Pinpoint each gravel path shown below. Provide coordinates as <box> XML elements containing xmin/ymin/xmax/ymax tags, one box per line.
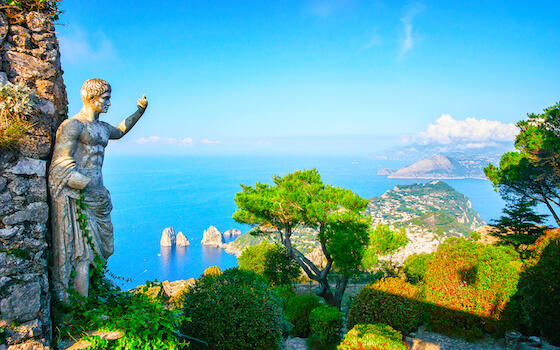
<box><xmin>284</xmin><ymin>337</ymin><xmax>308</xmax><ymax>350</ymax></box>
<box><xmin>408</xmin><ymin>326</ymin><xmax>507</xmax><ymax>350</ymax></box>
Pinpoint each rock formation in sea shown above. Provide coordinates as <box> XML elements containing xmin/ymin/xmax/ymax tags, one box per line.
<box><xmin>176</xmin><ymin>231</ymin><xmax>190</xmax><ymax>246</ymax></box>
<box><xmin>201</xmin><ymin>225</ymin><xmax>224</xmax><ymax>247</ymax></box>
<box><xmin>223</xmin><ymin>228</ymin><xmax>242</xmax><ymax>238</ymax></box>
<box><xmin>377</xmin><ymin>168</ymin><xmax>394</xmax><ymax>176</ymax></box>
<box><xmin>160</xmin><ymin>227</ymin><xmax>176</xmax><ymax>246</ymax></box>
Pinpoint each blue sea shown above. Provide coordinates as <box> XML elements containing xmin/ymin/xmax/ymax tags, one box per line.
<box><xmin>103</xmin><ymin>155</ymin><xmax>507</xmax><ymax>290</ymax></box>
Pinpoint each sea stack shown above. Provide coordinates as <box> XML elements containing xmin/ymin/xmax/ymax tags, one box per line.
<box><xmin>201</xmin><ymin>226</ymin><xmax>223</xmax><ymax>247</ymax></box>
<box><xmin>176</xmin><ymin>231</ymin><xmax>190</xmax><ymax>246</ymax></box>
<box><xmin>223</xmin><ymin>228</ymin><xmax>242</xmax><ymax>238</ymax></box>
<box><xmin>160</xmin><ymin>227</ymin><xmax>176</xmax><ymax>246</ymax></box>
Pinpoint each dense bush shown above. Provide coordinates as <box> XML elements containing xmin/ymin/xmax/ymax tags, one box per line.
<box><xmin>274</xmin><ymin>283</ymin><xmax>296</xmax><ymax>310</ymax></box>
<box><xmin>181</xmin><ymin>268</ymin><xmax>283</xmax><ymax>350</ymax></box>
<box><xmin>403</xmin><ymin>253</ymin><xmax>432</xmax><ymax>284</ymax></box>
<box><xmin>422</xmin><ymin>238</ymin><xmax>521</xmax><ymax>335</ymax></box>
<box><xmin>516</xmin><ymin>229</ymin><xmax>560</xmax><ymax>345</ymax></box>
<box><xmin>238</xmin><ymin>241</ymin><xmax>301</xmax><ymax>285</ymax></box>
<box><xmin>347</xmin><ymin>277</ymin><xmax>423</xmax><ymax>334</ymax></box>
<box><xmin>286</xmin><ymin>294</ymin><xmax>322</xmax><ymax>337</ymax></box>
<box><xmin>309</xmin><ymin>305</ymin><xmax>343</xmax><ymax>346</ymax></box>
<box><xmin>337</xmin><ymin>324</ymin><xmax>408</xmax><ymax>350</ymax></box>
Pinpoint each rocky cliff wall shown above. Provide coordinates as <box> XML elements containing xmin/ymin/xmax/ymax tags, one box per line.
<box><xmin>0</xmin><ymin>2</ymin><xmax>67</xmax><ymax>349</ymax></box>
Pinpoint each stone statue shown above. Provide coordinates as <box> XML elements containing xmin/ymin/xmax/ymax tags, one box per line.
<box><xmin>49</xmin><ymin>78</ymin><xmax>148</xmax><ymax>302</ymax></box>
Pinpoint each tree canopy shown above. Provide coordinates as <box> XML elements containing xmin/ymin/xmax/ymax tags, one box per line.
<box><xmin>485</xmin><ymin>102</ymin><xmax>560</xmax><ymax>226</ymax></box>
<box><xmin>233</xmin><ymin>169</ymin><xmax>370</xmax><ymax>308</ymax></box>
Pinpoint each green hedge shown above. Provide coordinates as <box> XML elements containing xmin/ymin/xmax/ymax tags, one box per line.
<box><xmin>309</xmin><ymin>305</ymin><xmax>343</xmax><ymax>346</ymax></box>
<box><xmin>516</xmin><ymin>229</ymin><xmax>560</xmax><ymax>345</ymax></box>
<box><xmin>181</xmin><ymin>268</ymin><xmax>283</xmax><ymax>350</ymax></box>
<box><xmin>286</xmin><ymin>294</ymin><xmax>322</xmax><ymax>337</ymax></box>
<box><xmin>347</xmin><ymin>277</ymin><xmax>423</xmax><ymax>334</ymax></box>
<box><xmin>422</xmin><ymin>238</ymin><xmax>521</xmax><ymax>334</ymax></box>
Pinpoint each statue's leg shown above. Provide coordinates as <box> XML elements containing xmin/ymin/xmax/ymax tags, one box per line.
<box><xmin>74</xmin><ymin>260</ymin><xmax>90</xmax><ymax>298</ymax></box>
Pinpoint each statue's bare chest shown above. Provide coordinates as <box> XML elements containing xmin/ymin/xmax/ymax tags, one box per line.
<box><xmin>79</xmin><ymin>121</ymin><xmax>109</xmax><ymax>148</ymax></box>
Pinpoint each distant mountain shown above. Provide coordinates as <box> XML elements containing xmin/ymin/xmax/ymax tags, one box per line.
<box><xmin>381</xmin><ymin>154</ymin><xmax>478</xmax><ymax>179</ymax></box>
<box><xmin>374</xmin><ymin>141</ymin><xmax>513</xmax><ymax>162</ymax></box>
<box><xmin>374</xmin><ymin>141</ymin><xmax>514</xmax><ymax>179</ymax></box>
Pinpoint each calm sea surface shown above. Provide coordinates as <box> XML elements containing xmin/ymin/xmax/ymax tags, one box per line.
<box><xmin>103</xmin><ymin>155</ymin><xmax>506</xmax><ymax>290</ymax></box>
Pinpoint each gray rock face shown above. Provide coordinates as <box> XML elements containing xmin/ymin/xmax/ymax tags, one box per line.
<box><xmin>6</xmin><ymin>158</ymin><xmax>46</xmax><ymax>176</ymax></box>
<box><xmin>160</xmin><ymin>227</ymin><xmax>176</xmax><ymax>246</ymax></box>
<box><xmin>201</xmin><ymin>226</ymin><xmax>223</xmax><ymax>247</ymax></box>
<box><xmin>0</xmin><ymin>6</ymin><xmax>67</xmax><ymax>347</ymax></box>
<box><xmin>0</xmin><ymin>283</ymin><xmax>41</xmax><ymax>323</ymax></box>
<box><xmin>176</xmin><ymin>231</ymin><xmax>189</xmax><ymax>246</ymax></box>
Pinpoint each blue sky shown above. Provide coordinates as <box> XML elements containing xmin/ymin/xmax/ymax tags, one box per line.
<box><xmin>57</xmin><ymin>0</ymin><xmax>560</xmax><ymax>156</ymax></box>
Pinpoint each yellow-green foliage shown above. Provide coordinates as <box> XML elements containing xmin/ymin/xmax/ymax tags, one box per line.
<box><xmin>338</xmin><ymin>324</ymin><xmax>408</xmax><ymax>350</ymax></box>
<box><xmin>204</xmin><ymin>266</ymin><xmax>222</xmax><ymax>276</ymax></box>
<box><xmin>0</xmin><ymin>82</ymin><xmax>35</xmax><ymax>150</ymax></box>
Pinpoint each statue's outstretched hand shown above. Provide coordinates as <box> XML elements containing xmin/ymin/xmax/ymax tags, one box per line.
<box><xmin>137</xmin><ymin>94</ymin><xmax>148</xmax><ymax>109</ymax></box>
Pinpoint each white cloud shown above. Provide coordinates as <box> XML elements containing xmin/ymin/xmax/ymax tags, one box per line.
<box><xmin>136</xmin><ymin>136</ymin><xmax>160</xmax><ymax>144</ymax></box>
<box><xmin>59</xmin><ymin>27</ymin><xmax>117</xmax><ymax>65</ymax></box>
<box><xmin>398</xmin><ymin>3</ymin><xmax>425</xmax><ymax>58</ymax></box>
<box><xmin>202</xmin><ymin>139</ymin><xmax>222</xmax><ymax>144</ymax></box>
<box><xmin>417</xmin><ymin>114</ymin><xmax>519</xmax><ymax>144</ymax></box>
<box><xmin>136</xmin><ymin>136</ymin><xmax>191</xmax><ymax>145</ymax></box>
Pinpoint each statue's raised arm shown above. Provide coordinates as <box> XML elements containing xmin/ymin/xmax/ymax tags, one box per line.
<box><xmin>49</xmin><ymin>78</ymin><xmax>148</xmax><ymax>303</ymax></box>
<box><xmin>111</xmin><ymin>94</ymin><xmax>149</xmax><ymax>139</ymax></box>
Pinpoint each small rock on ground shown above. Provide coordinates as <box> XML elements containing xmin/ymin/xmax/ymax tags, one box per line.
<box><xmin>284</xmin><ymin>337</ymin><xmax>308</xmax><ymax>350</ymax></box>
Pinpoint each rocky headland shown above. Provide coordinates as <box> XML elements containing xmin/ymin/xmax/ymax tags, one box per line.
<box><xmin>379</xmin><ymin>154</ymin><xmax>474</xmax><ymax>179</ymax></box>
<box><xmin>367</xmin><ymin>181</ymin><xmax>486</xmax><ymax>264</ymax></box>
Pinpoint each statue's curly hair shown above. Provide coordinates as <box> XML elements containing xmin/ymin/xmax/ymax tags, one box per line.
<box><xmin>80</xmin><ymin>79</ymin><xmax>111</xmax><ymax>103</ymax></box>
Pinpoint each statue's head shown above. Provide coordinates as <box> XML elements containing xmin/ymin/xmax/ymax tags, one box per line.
<box><xmin>81</xmin><ymin>79</ymin><xmax>112</xmax><ymax>113</ymax></box>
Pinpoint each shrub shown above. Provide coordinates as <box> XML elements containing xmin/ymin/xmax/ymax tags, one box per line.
<box><xmin>309</xmin><ymin>305</ymin><xmax>343</xmax><ymax>346</ymax></box>
<box><xmin>423</xmin><ymin>238</ymin><xmax>521</xmax><ymax>335</ymax></box>
<box><xmin>337</xmin><ymin>324</ymin><xmax>408</xmax><ymax>350</ymax></box>
<box><xmin>0</xmin><ymin>82</ymin><xmax>35</xmax><ymax>150</ymax></box>
<box><xmin>348</xmin><ymin>277</ymin><xmax>423</xmax><ymax>334</ymax></box>
<box><xmin>181</xmin><ymin>268</ymin><xmax>283</xmax><ymax>350</ymax></box>
<box><xmin>403</xmin><ymin>253</ymin><xmax>432</xmax><ymax>284</ymax></box>
<box><xmin>238</xmin><ymin>241</ymin><xmax>300</xmax><ymax>285</ymax></box>
<box><xmin>55</xmin><ymin>269</ymin><xmax>186</xmax><ymax>350</ymax></box>
<box><xmin>517</xmin><ymin>229</ymin><xmax>560</xmax><ymax>345</ymax></box>
<box><xmin>286</xmin><ymin>294</ymin><xmax>322</xmax><ymax>337</ymax></box>
<box><xmin>203</xmin><ymin>265</ymin><xmax>221</xmax><ymax>276</ymax></box>
<box><xmin>274</xmin><ymin>283</ymin><xmax>296</xmax><ymax>310</ymax></box>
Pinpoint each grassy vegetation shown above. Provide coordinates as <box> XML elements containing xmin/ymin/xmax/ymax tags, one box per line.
<box><xmin>0</xmin><ymin>82</ymin><xmax>35</xmax><ymax>150</ymax></box>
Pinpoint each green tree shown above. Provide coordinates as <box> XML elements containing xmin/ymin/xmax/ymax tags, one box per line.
<box><xmin>238</xmin><ymin>241</ymin><xmax>301</xmax><ymax>285</ymax></box>
<box><xmin>233</xmin><ymin>169</ymin><xmax>370</xmax><ymax>308</ymax></box>
<box><xmin>485</xmin><ymin>102</ymin><xmax>560</xmax><ymax>226</ymax></box>
<box><xmin>362</xmin><ymin>224</ymin><xmax>409</xmax><ymax>269</ymax></box>
<box><xmin>490</xmin><ymin>198</ymin><xmax>548</xmax><ymax>251</ymax></box>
